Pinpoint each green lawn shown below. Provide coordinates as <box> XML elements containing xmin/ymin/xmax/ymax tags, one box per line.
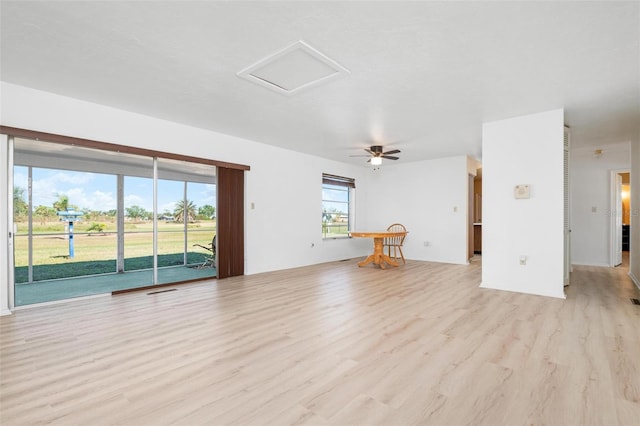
<box><xmin>14</xmin><ymin>219</ymin><xmax>216</xmax><ymax>282</ymax></box>
<box><xmin>14</xmin><ymin>252</ymin><xmax>212</xmax><ymax>282</ymax></box>
<box><xmin>323</xmin><ymin>222</ymin><xmax>349</xmax><ymax>237</ymax></box>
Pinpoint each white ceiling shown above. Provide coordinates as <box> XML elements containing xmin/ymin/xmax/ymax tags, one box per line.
<box><xmin>1</xmin><ymin>1</ymin><xmax>638</xmax><ymax>166</ymax></box>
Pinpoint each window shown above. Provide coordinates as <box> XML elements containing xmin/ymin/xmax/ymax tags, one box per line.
<box><xmin>322</xmin><ymin>174</ymin><xmax>355</xmax><ymax>238</ymax></box>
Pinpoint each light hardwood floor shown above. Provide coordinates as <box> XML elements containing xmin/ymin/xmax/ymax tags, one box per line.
<box><xmin>1</xmin><ymin>258</ymin><xmax>639</xmax><ymax>425</ymax></box>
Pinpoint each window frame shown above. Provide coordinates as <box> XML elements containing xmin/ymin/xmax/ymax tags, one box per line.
<box><xmin>322</xmin><ymin>173</ymin><xmax>355</xmax><ymax>239</ymax></box>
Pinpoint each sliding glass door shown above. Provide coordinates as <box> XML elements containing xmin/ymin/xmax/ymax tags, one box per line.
<box><xmin>156</xmin><ymin>158</ymin><xmax>217</xmax><ymax>283</ymax></box>
<box><xmin>11</xmin><ymin>138</ymin><xmax>217</xmax><ymax>306</ymax></box>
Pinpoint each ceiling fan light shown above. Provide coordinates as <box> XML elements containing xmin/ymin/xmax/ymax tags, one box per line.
<box><xmin>371</xmin><ymin>156</ymin><xmax>382</xmax><ymax>166</ymax></box>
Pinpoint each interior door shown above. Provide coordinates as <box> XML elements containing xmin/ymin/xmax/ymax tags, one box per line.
<box><xmin>614</xmin><ymin>173</ymin><xmax>623</xmax><ymax>266</ymax></box>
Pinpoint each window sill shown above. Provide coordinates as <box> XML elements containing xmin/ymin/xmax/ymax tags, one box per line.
<box><xmin>322</xmin><ymin>235</ymin><xmax>351</xmax><ymax>240</ymax></box>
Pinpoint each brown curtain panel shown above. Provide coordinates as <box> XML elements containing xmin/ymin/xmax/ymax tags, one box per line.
<box><xmin>217</xmin><ymin>167</ymin><xmax>245</xmax><ymax>278</ymax></box>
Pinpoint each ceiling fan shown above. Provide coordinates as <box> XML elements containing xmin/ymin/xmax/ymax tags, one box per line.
<box><xmin>351</xmin><ymin>145</ymin><xmax>401</xmax><ymax>165</ymax></box>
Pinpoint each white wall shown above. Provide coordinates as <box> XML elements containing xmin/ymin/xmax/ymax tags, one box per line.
<box><xmin>570</xmin><ymin>142</ymin><xmax>630</xmax><ymax>266</ymax></box>
<box><xmin>365</xmin><ymin>156</ymin><xmax>471</xmax><ymax>265</ymax></box>
<box><xmin>244</xmin><ymin>148</ymin><xmax>372</xmax><ymax>273</ymax></box>
<box><xmin>482</xmin><ymin>109</ymin><xmax>566</xmax><ymax>299</ymax></box>
<box><xmin>0</xmin><ymin>134</ymin><xmax>10</xmax><ymax>315</ymax></box>
<box><xmin>630</xmin><ymin>139</ymin><xmax>640</xmax><ymax>290</ymax></box>
<box><xmin>0</xmin><ymin>82</ymin><xmax>374</xmax><ymax>302</ymax></box>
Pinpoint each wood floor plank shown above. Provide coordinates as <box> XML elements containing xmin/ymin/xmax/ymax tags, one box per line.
<box><xmin>2</xmin><ymin>258</ymin><xmax>640</xmax><ymax>425</ymax></box>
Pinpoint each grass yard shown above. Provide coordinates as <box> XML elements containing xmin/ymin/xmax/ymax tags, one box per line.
<box><xmin>14</xmin><ymin>219</ymin><xmax>216</xmax><ymax>282</ymax></box>
<box><xmin>322</xmin><ymin>223</ymin><xmax>349</xmax><ymax>238</ymax></box>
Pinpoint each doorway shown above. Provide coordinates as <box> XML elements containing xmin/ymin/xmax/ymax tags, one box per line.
<box><xmin>610</xmin><ymin>170</ymin><xmax>631</xmax><ymax>268</ymax></box>
<box><xmin>470</xmin><ymin>168</ymin><xmax>482</xmax><ymax>256</ymax></box>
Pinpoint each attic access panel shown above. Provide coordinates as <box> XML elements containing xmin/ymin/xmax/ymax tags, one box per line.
<box><xmin>237</xmin><ymin>40</ymin><xmax>350</xmax><ymax>96</ymax></box>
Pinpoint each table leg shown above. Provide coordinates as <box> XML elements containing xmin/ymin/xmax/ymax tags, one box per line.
<box><xmin>358</xmin><ymin>237</ymin><xmax>400</xmax><ymax>268</ymax></box>
<box><xmin>381</xmin><ymin>253</ymin><xmax>399</xmax><ymax>267</ymax></box>
<box><xmin>358</xmin><ymin>254</ymin><xmax>375</xmax><ymax>267</ymax></box>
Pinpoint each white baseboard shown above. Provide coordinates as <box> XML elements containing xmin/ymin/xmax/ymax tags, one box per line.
<box><xmin>480</xmin><ymin>282</ymin><xmax>566</xmax><ymax>299</ymax></box>
<box><xmin>629</xmin><ymin>272</ymin><xmax>640</xmax><ymax>291</ymax></box>
<box><xmin>1</xmin><ymin>309</ymin><xmax>13</xmax><ymax>317</ymax></box>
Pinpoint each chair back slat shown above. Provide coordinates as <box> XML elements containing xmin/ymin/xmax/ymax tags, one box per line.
<box><xmin>384</xmin><ymin>223</ymin><xmax>407</xmax><ymax>245</ymax></box>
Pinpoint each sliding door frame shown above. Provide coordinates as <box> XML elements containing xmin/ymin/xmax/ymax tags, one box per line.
<box><xmin>1</xmin><ymin>126</ymin><xmax>249</xmax><ymax>301</ymax></box>
<box><xmin>7</xmin><ymin>136</ymin><xmax>16</xmax><ymax>311</ymax></box>
<box><xmin>0</xmin><ymin>126</ymin><xmax>248</xmax><ymax>171</ymax></box>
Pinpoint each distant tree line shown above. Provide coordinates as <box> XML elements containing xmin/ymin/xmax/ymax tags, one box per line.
<box><xmin>13</xmin><ymin>186</ymin><xmax>215</xmax><ymax>223</ymax></box>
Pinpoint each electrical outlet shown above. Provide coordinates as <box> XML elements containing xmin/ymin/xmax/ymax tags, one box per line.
<box><xmin>519</xmin><ymin>255</ymin><xmax>527</xmax><ymax>265</ymax></box>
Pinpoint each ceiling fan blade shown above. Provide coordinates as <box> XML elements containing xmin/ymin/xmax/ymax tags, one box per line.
<box><xmin>382</xmin><ymin>155</ymin><xmax>399</xmax><ymax>160</ymax></box>
<box><xmin>382</xmin><ymin>149</ymin><xmax>401</xmax><ymax>155</ymax></box>
<box><xmin>349</xmin><ymin>154</ymin><xmax>372</xmax><ymax>157</ymax></box>
<box><xmin>364</xmin><ymin>148</ymin><xmax>375</xmax><ymax>155</ymax></box>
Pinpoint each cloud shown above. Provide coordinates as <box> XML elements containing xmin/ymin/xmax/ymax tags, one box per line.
<box><xmin>202</xmin><ymin>184</ymin><xmax>217</xmax><ymax>202</ymax></box>
<box><xmin>77</xmin><ymin>190</ymin><xmax>117</xmax><ymax>211</ymax></box>
<box><xmin>13</xmin><ymin>171</ymin><xmax>28</xmax><ymax>189</ymax></box>
<box><xmin>31</xmin><ymin>177</ymin><xmax>60</xmax><ymax>207</ymax></box>
<box><xmin>124</xmin><ymin>194</ymin><xmax>148</xmax><ymax>209</ymax></box>
<box><xmin>188</xmin><ymin>183</ymin><xmax>216</xmax><ymax>207</ymax></box>
<box><xmin>50</xmin><ymin>171</ymin><xmax>96</xmax><ymax>185</ymax></box>
<box><xmin>25</xmin><ymin>170</ymin><xmax>115</xmax><ymax>211</ymax></box>
<box><xmin>14</xmin><ymin>167</ymin><xmax>214</xmax><ymax>214</ymax></box>
<box><xmin>160</xmin><ymin>201</ymin><xmax>177</xmax><ymax>213</ymax></box>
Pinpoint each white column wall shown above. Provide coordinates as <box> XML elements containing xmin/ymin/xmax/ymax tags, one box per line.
<box><xmin>481</xmin><ymin>109</ymin><xmax>566</xmax><ymax>299</ymax></box>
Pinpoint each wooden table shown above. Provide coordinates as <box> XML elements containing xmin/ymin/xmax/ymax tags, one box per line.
<box><xmin>350</xmin><ymin>231</ymin><xmax>407</xmax><ymax>269</ymax></box>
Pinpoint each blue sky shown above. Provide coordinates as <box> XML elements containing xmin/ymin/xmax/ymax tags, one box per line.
<box><xmin>14</xmin><ymin>166</ymin><xmax>216</xmax><ymax>213</ymax></box>
<box><xmin>322</xmin><ymin>184</ymin><xmax>349</xmax><ymax>213</ymax></box>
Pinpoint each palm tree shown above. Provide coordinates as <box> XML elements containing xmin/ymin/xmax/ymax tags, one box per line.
<box><xmin>174</xmin><ymin>200</ymin><xmax>197</xmax><ymax>223</ymax></box>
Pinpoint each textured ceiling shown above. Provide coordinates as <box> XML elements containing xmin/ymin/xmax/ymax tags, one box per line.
<box><xmin>1</xmin><ymin>1</ymin><xmax>638</xmax><ymax>165</ymax></box>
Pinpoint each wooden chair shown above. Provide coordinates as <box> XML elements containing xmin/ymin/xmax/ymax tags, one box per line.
<box><xmin>193</xmin><ymin>235</ymin><xmax>216</xmax><ymax>268</ymax></box>
<box><xmin>384</xmin><ymin>223</ymin><xmax>407</xmax><ymax>264</ymax></box>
